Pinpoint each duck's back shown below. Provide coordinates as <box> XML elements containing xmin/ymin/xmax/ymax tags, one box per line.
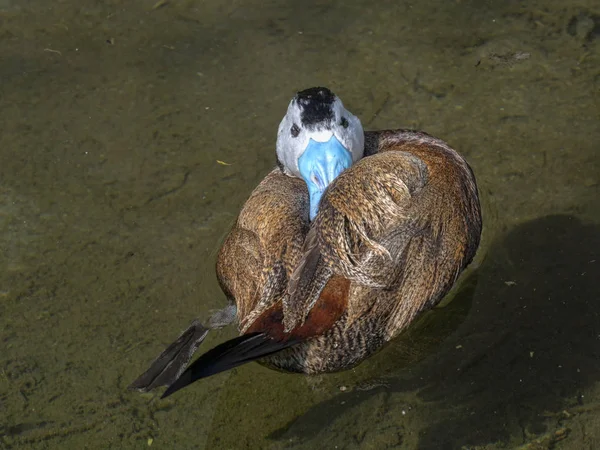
<box><xmin>216</xmin><ymin>129</ymin><xmax>482</xmax><ymax>374</ymax></box>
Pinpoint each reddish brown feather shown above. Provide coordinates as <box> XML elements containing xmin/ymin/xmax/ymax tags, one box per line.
<box><xmin>246</xmin><ymin>276</ymin><xmax>350</xmax><ymax>342</ymax></box>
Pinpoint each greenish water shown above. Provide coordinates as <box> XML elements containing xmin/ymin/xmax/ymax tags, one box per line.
<box><xmin>1</xmin><ymin>0</ymin><xmax>599</xmax><ymax>448</ymax></box>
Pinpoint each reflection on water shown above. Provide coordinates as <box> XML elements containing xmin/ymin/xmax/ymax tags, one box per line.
<box><xmin>0</xmin><ymin>0</ymin><xmax>598</xmax><ymax>448</ymax></box>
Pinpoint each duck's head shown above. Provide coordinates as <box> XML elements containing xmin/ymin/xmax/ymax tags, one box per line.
<box><xmin>276</xmin><ymin>87</ymin><xmax>364</xmax><ymax>221</ymax></box>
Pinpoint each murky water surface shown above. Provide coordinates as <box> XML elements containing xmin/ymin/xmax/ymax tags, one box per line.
<box><xmin>1</xmin><ymin>0</ymin><xmax>599</xmax><ymax>448</ymax></box>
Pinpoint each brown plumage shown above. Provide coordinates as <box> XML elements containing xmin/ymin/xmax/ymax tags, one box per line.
<box><xmin>216</xmin><ymin>129</ymin><xmax>481</xmax><ymax>375</ymax></box>
<box><xmin>129</xmin><ymin>89</ymin><xmax>481</xmax><ymax>398</ymax></box>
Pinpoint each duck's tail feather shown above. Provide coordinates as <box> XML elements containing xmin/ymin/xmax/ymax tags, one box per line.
<box><xmin>161</xmin><ymin>333</ymin><xmax>298</xmax><ymax>398</ymax></box>
<box><xmin>129</xmin><ymin>319</ymin><xmax>209</xmax><ymax>393</ymax></box>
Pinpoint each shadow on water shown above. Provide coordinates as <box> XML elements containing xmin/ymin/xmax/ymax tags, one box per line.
<box><xmin>270</xmin><ymin>214</ymin><xmax>600</xmax><ymax>449</ymax></box>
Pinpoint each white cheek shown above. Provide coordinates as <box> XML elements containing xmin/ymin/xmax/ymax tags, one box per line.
<box><xmin>278</xmin><ymin>130</ymin><xmax>310</xmax><ymax>177</ymax></box>
<box><xmin>334</xmin><ymin>118</ymin><xmax>364</xmax><ymax>162</ymax></box>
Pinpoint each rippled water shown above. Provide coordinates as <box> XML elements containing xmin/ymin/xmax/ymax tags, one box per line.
<box><xmin>1</xmin><ymin>0</ymin><xmax>598</xmax><ymax>448</ymax></box>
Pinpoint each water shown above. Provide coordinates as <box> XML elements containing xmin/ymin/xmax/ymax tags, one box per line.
<box><xmin>1</xmin><ymin>0</ymin><xmax>598</xmax><ymax>448</ymax></box>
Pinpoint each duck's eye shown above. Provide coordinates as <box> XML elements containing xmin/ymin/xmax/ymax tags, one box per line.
<box><xmin>340</xmin><ymin>117</ymin><xmax>349</xmax><ymax>128</ymax></box>
<box><xmin>290</xmin><ymin>123</ymin><xmax>300</xmax><ymax>138</ymax></box>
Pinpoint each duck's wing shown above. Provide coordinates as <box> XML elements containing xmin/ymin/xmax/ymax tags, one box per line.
<box><xmin>216</xmin><ymin>168</ymin><xmax>351</xmax><ymax>338</ymax></box>
<box><xmin>131</xmin><ymin>171</ymin><xmax>310</xmax><ymax>394</ymax></box>
<box><xmin>285</xmin><ymin>130</ymin><xmax>481</xmax><ymax>332</ymax></box>
<box><xmin>160</xmin><ymin>169</ymin><xmax>351</xmax><ymax>397</ymax></box>
<box><xmin>283</xmin><ymin>225</ymin><xmax>333</xmax><ymax>331</ymax></box>
<box><xmin>216</xmin><ymin>169</ymin><xmax>311</xmax><ymax>332</ymax></box>
<box><xmin>281</xmin><ymin>150</ymin><xmax>424</xmax><ymax>331</ymax></box>
<box><xmin>318</xmin><ymin>149</ymin><xmax>429</xmax><ymax>284</ymax></box>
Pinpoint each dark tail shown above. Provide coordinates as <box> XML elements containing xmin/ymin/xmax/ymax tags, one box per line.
<box><xmin>129</xmin><ymin>320</ymin><xmax>209</xmax><ymax>393</ymax></box>
<box><xmin>161</xmin><ymin>333</ymin><xmax>297</xmax><ymax>398</ymax></box>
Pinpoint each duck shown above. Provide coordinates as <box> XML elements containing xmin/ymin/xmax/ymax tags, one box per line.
<box><xmin>129</xmin><ymin>87</ymin><xmax>482</xmax><ymax>398</ymax></box>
